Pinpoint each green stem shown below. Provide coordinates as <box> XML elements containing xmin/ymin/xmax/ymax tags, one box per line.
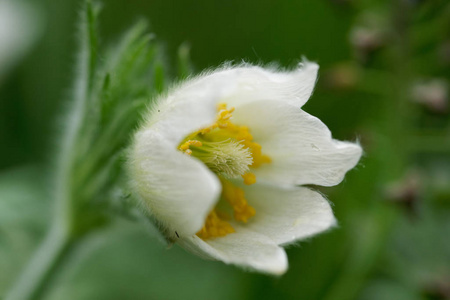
<box><xmin>5</xmin><ymin>226</ymin><xmax>73</xmax><ymax>300</ymax></box>
<box><xmin>6</xmin><ymin>3</ymin><xmax>97</xmax><ymax>298</ymax></box>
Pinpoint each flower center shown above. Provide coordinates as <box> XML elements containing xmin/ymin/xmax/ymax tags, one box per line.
<box><xmin>178</xmin><ymin>103</ymin><xmax>271</xmax><ymax>239</ymax></box>
<box><xmin>182</xmin><ymin>139</ymin><xmax>253</xmax><ymax>178</ymax></box>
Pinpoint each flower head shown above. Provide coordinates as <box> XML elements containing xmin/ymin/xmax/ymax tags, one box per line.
<box><xmin>129</xmin><ymin>61</ymin><xmax>362</xmax><ymax>275</ymax></box>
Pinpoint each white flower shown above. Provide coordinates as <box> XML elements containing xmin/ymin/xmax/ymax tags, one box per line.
<box><xmin>129</xmin><ymin>61</ymin><xmax>362</xmax><ymax>275</ymax></box>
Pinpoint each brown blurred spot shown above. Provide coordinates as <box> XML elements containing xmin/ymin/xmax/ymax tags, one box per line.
<box><xmin>384</xmin><ymin>170</ymin><xmax>421</xmax><ymax>219</ymax></box>
<box><xmin>411</xmin><ymin>79</ymin><xmax>449</xmax><ymax>114</ymax></box>
<box><xmin>323</xmin><ymin>63</ymin><xmax>361</xmax><ymax>91</ymax></box>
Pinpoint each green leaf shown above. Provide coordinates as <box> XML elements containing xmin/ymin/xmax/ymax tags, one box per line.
<box><xmin>44</xmin><ymin>219</ymin><xmax>251</xmax><ymax>300</ymax></box>
<box><xmin>55</xmin><ymin>4</ymin><xmax>169</xmax><ymax>235</ymax></box>
<box><xmin>0</xmin><ymin>166</ymin><xmax>50</xmax><ymax>296</ymax></box>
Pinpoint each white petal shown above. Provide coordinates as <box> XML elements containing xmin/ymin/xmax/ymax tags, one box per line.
<box><xmin>178</xmin><ymin>228</ymin><xmax>288</xmax><ymax>275</ymax></box>
<box><xmin>144</xmin><ymin>61</ymin><xmax>318</xmax><ymax>148</ymax></box>
<box><xmin>130</xmin><ymin>130</ymin><xmax>221</xmax><ymax>236</ymax></box>
<box><xmin>144</xmin><ymin>71</ymin><xmax>239</xmax><ymax>147</ymax></box>
<box><xmin>232</xmin><ymin>100</ymin><xmax>362</xmax><ymax>187</ymax></box>
<box><xmin>241</xmin><ymin>183</ymin><xmax>336</xmax><ymax>245</ymax></box>
<box><xmin>224</xmin><ymin>60</ymin><xmax>319</xmax><ymax>109</ymax></box>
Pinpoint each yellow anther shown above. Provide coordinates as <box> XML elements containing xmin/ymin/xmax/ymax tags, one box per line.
<box><xmin>242</xmin><ymin>173</ymin><xmax>256</xmax><ymax>185</ymax></box>
<box><xmin>236</xmin><ymin>132</ymin><xmax>252</xmax><ymax>141</ymax></box>
<box><xmin>261</xmin><ymin>155</ymin><xmax>272</xmax><ymax>164</ymax></box>
<box><xmin>201</xmin><ymin>123</ymin><xmax>218</xmax><ymax>134</ymax></box>
<box><xmin>219</xmin><ymin>110</ymin><xmax>230</xmax><ymax>119</ymax></box>
<box><xmin>223</xmin><ymin>121</ymin><xmax>237</xmax><ymax>131</ymax></box>
<box><xmin>196</xmin><ymin>210</ymin><xmax>235</xmax><ymax>240</ymax></box>
<box><xmin>179</xmin><ymin>140</ymin><xmax>203</xmax><ymax>151</ymax></box>
<box><xmin>180</xmin><ymin>143</ymin><xmax>189</xmax><ymax>151</ymax></box>
<box><xmin>234</xmin><ymin>205</ymin><xmax>256</xmax><ymax>223</ymax></box>
<box><xmin>222</xmin><ymin>180</ymin><xmax>256</xmax><ymax>224</ymax></box>
<box><xmin>217</xmin><ymin>103</ymin><xmax>236</xmax><ymax>123</ymax></box>
<box><xmin>190</xmin><ymin>140</ymin><xmax>202</xmax><ymax>147</ymax></box>
<box><xmin>217</xmin><ymin>103</ymin><xmax>227</xmax><ymax>111</ymax></box>
<box><xmin>184</xmin><ymin>149</ymin><xmax>192</xmax><ymax>155</ymax></box>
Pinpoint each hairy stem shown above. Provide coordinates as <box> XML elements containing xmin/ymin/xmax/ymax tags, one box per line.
<box><xmin>6</xmin><ymin>2</ymin><xmax>99</xmax><ymax>299</ymax></box>
<box><xmin>5</xmin><ymin>227</ymin><xmax>73</xmax><ymax>300</ymax></box>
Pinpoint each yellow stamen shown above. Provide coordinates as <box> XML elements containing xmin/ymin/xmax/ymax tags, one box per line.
<box><xmin>222</xmin><ymin>180</ymin><xmax>256</xmax><ymax>223</ymax></box>
<box><xmin>200</xmin><ymin>123</ymin><xmax>218</xmax><ymax>134</ymax></box>
<box><xmin>242</xmin><ymin>173</ymin><xmax>256</xmax><ymax>185</ymax></box>
<box><xmin>179</xmin><ymin>103</ymin><xmax>271</xmax><ymax>240</ymax></box>
<box><xmin>217</xmin><ymin>103</ymin><xmax>227</xmax><ymax>111</ymax></box>
<box><xmin>179</xmin><ymin>140</ymin><xmax>203</xmax><ymax>150</ymax></box>
<box><xmin>196</xmin><ymin>210</ymin><xmax>235</xmax><ymax>240</ymax></box>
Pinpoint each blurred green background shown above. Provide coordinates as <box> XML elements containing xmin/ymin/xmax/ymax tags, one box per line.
<box><xmin>1</xmin><ymin>0</ymin><xmax>449</xmax><ymax>299</ymax></box>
